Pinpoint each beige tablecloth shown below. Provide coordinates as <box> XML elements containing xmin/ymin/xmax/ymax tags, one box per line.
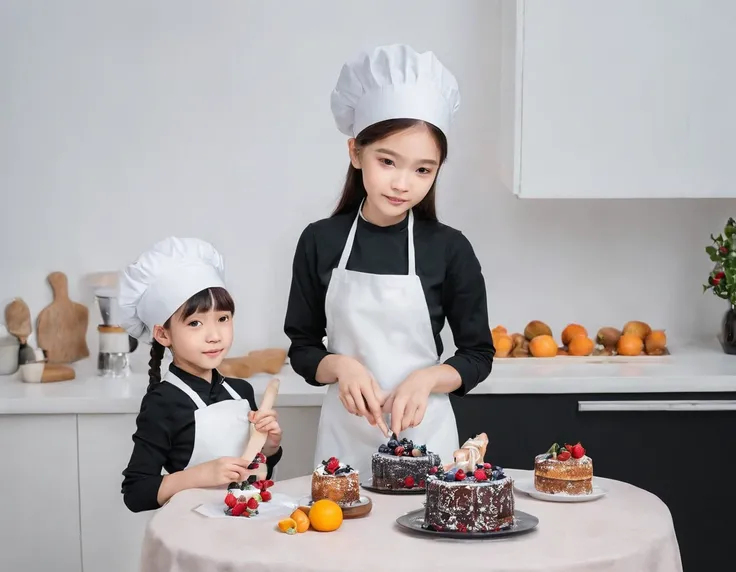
<box><xmin>140</xmin><ymin>469</ymin><xmax>682</xmax><ymax>572</ymax></box>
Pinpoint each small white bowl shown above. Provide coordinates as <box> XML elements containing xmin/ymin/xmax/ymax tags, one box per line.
<box><xmin>20</xmin><ymin>362</ymin><xmax>45</xmax><ymax>383</ymax></box>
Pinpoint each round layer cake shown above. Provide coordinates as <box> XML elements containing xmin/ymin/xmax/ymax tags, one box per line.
<box><xmin>371</xmin><ymin>437</ymin><xmax>441</xmax><ymax>490</ymax></box>
<box><xmin>424</xmin><ymin>464</ymin><xmax>515</xmax><ymax>532</ymax></box>
<box><xmin>534</xmin><ymin>442</ymin><xmax>593</xmax><ymax>495</ymax></box>
<box><xmin>311</xmin><ymin>457</ymin><xmax>360</xmax><ymax>506</ymax></box>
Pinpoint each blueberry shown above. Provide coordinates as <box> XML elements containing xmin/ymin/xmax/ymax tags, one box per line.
<box><xmin>444</xmin><ymin>472</ymin><xmax>456</xmax><ymax>482</ymax></box>
<box><xmin>388</xmin><ymin>439</ymin><xmax>399</xmax><ymax>449</ymax></box>
<box><xmin>378</xmin><ymin>444</ymin><xmax>390</xmax><ymax>454</ymax></box>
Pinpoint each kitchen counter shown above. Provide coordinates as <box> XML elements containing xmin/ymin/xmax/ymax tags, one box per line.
<box><xmin>1</xmin><ymin>338</ymin><xmax>735</xmax><ymax>415</ymax></box>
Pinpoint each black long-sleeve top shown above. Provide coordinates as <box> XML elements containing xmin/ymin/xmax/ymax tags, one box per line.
<box><xmin>121</xmin><ymin>363</ymin><xmax>283</xmax><ymax>513</ymax></box>
<box><xmin>284</xmin><ymin>210</ymin><xmax>495</xmax><ymax>396</ymax></box>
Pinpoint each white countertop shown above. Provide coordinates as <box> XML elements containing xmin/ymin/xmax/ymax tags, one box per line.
<box><xmin>1</xmin><ymin>338</ymin><xmax>735</xmax><ymax>414</ymax></box>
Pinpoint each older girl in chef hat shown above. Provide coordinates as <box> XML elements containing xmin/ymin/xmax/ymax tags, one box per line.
<box><xmin>285</xmin><ymin>45</ymin><xmax>494</xmax><ymax>477</ymax></box>
<box><xmin>118</xmin><ymin>237</ymin><xmax>283</xmax><ymax>513</ymax></box>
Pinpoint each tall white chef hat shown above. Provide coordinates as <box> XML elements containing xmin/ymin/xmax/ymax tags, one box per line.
<box><xmin>118</xmin><ymin>237</ymin><xmax>226</xmax><ymax>341</ymax></box>
<box><xmin>330</xmin><ymin>44</ymin><xmax>460</xmax><ymax>138</ymax></box>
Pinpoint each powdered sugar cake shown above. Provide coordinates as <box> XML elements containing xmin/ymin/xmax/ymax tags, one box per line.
<box><xmin>423</xmin><ymin>433</ymin><xmax>515</xmax><ymax>532</ymax></box>
<box><xmin>534</xmin><ymin>442</ymin><xmax>593</xmax><ymax>495</ymax></box>
<box><xmin>311</xmin><ymin>457</ymin><xmax>360</xmax><ymax>506</ymax></box>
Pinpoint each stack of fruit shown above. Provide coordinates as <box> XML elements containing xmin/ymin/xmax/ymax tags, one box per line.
<box><xmin>491</xmin><ymin>320</ymin><xmax>668</xmax><ymax>358</ymax></box>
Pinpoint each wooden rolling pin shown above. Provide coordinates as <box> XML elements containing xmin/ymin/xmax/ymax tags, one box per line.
<box><xmin>241</xmin><ymin>377</ymin><xmax>280</xmax><ymax>464</ymax></box>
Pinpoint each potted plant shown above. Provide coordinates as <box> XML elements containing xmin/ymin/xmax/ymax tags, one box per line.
<box><xmin>704</xmin><ymin>217</ymin><xmax>736</xmax><ymax>354</ymax></box>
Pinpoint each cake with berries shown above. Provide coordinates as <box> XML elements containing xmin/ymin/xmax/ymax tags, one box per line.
<box><xmin>311</xmin><ymin>457</ymin><xmax>361</xmax><ymax>506</ymax></box>
<box><xmin>534</xmin><ymin>442</ymin><xmax>593</xmax><ymax>495</ymax></box>
<box><xmin>371</xmin><ymin>436</ymin><xmax>442</xmax><ymax>490</ymax></box>
<box><xmin>424</xmin><ymin>433</ymin><xmax>515</xmax><ymax>532</ymax></box>
<box><xmin>223</xmin><ymin>477</ymin><xmax>275</xmax><ymax>517</ymax></box>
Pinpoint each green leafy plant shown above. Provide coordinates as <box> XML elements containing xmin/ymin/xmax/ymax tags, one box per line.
<box><xmin>704</xmin><ymin>217</ymin><xmax>736</xmax><ymax>306</ymax></box>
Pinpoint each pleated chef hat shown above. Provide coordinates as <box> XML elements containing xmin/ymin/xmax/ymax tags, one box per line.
<box><xmin>330</xmin><ymin>44</ymin><xmax>460</xmax><ymax>138</ymax></box>
<box><xmin>118</xmin><ymin>237</ymin><xmax>226</xmax><ymax>341</ymax></box>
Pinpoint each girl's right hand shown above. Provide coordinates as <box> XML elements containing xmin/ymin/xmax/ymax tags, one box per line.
<box><xmin>191</xmin><ymin>457</ymin><xmax>252</xmax><ymax>488</ymax></box>
<box><xmin>334</xmin><ymin>356</ymin><xmax>389</xmax><ymax>437</ymax></box>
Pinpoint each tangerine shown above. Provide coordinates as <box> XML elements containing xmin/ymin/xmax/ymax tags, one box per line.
<box><xmin>561</xmin><ymin>324</ymin><xmax>588</xmax><ymax>346</ymax></box>
<box><xmin>277</xmin><ymin>517</ymin><xmax>298</xmax><ymax>535</ymax></box>
<box><xmin>568</xmin><ymin>336</ymin><xmax>595</xmax><ymax>356</ymax></box>
<box><xmin>289</xmin><ymin>509</ymin><xmax>310</xmax><ymax>533</ymax></box>
<box><xmin>308</xmin><ymin>499</ymin><xmax>343</xmax><ymax>532</ymax></box>
<box><xmin>645</xmin><ymin>330</ymin><xmax>667</xmax><ymax>355</ymax></box>
<box><xmin>494</xmin><ymin>333</ymin><xmax>513</xmax><ymax>358</ymax></box>
<box><xmin>529</xmin><ymin>334</ymin><xmax>557</xmax><ymax>358</ymax></box>
<box><xmin>617</xmin><ymin>334</ymin><xmax>644</xmax><ymax>356</ymax></box>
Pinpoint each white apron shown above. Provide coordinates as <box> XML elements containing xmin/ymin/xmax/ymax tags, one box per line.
<box><xmin>314</xmin><ymin>204</ymin><xmax>459</xmax><ymax>477</ymax></box>
<box><xmin>163</xmin><ymin>370</ymin><xmax>252</xmax><ymax>469</ymax></box>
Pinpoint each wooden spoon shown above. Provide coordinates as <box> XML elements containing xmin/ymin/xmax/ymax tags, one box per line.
<box><xmin>241</xmin><ymin>377</ymin><xmax>280</xmax><ymax>463</ymax></box>
<box><xmin>5</xmin><ymin>298</ymin><xmax>31</xmax><ymax>344</ymax></box>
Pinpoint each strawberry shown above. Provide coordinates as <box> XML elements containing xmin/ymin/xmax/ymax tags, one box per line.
<box><xmin>248</xmin><ymin>462</ymin><xmax>260</xmax><ymax>470</ymax></box>
<box><xmin>720</xmin><ymin>247</ymin><xmax>729</xmax><ymax>255</ymax></box>
<box><xmin>455</xmin><ymin>469</ymin><xmax>466</xmax><ymax>481</ymax></box>
<box><xmin>255</xmin><ymin>452</ymin><xmax>267</xmax><ymax>464</ymax></box>
<box><xmin>473</xmin><ymin>469</ymin><xmax>488</xmax><ymax>481</ymax></box>
<box><xmin>570</xmin><ymin>443</ymin><xmax>586</xmax><ymax>459</ymax></box>
<box><xmin>224</xmin><ymin>493</ymin><xmax>237</xmax><ymax>508</ymax></box>
<box><xmin>429</xmin><ymin>466</ymin><xmax>438</xmax><ymax>475</ymax></box>
<box><xmin>419</xmin><ymin>480</ymin><xmax>425</xmax><ymax>488</ymax></box>
<box><xmin>483</xmin><ymin>463</ymin><xmax>492</xmax><ymax>469</ymax></box>
<box><xmin>404</xmin><ymin>476</ymin><xmax>415</xmax><ymax>488</ymax></box>
<box><xmin>231</xmin><ymin>502</ymin><xmax>247</xmax><ymax>517</ymax></box>
<box><xmin>557</xmin><ymin>451</ymin><xmax>571</xmax><ymax>461</ymax></box>
<box><xmin>260</xmin><ymin>490</ymin><xmax>272</xmax><ymax>502</ymax></box>
<box><xmin>394</xmin><ymin>446</ymin><xmax>405</xmax><ymax>456</ymax></box>
<box><xmin>457</xmin><ymin>523</ymin><xmax>468</xmax><ymax>532</ymax></box>
<box><xmin>246</xmin><ymin>497</ymin><xmax>259</xmax><ymax>510</ymax></box>
<box><xmin>326</xmin><ymin>458</ymin><xmax>340</xmax><ymax>474</ymax></box>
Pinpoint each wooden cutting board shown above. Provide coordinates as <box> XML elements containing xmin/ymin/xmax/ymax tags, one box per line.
<box><xmin>36</xmin><ymin>272</ymin><xmax>90</xmax><ymax>364</ymax></box>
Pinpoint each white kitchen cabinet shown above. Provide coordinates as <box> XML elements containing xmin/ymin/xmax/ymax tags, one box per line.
<box><xmin>0</xmin><ymin>415</ymin><xmax>81</xmax><ymax>572</ymax></box>
<box><xmin>77</xmin><ymin>414</ymin><xmax>152</xmax><ymax>572</ymax></box>
<box><xmin>495</xmin><ymin>0</ymin><xmax>736</xmax><ymax>198</ymax></box>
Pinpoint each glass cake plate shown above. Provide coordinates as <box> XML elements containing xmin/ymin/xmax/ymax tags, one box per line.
<box><xmin>361</xmin><ymin>477</ymin><xmax>427</xmax><ymax>495</ymax></box>
<box><xmin>396</xmin><ymin>508</ymin><xmax>539</xmax><ymax>539</ymax></box>
<box><xmin>514</xmin><ymin>477</ymin><xmax>607</xmax><ymax>503</ymax></box>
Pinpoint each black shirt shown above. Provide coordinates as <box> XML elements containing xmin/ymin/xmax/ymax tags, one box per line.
<box><xmin>284</xmin><ymin>210</ymin><xmax>495</xmax><ymax>396</ymax></box>
<box><xmin>121</xmin><ymin>364</ymin><xmax>283</xmax><ymax>513</ymax></box>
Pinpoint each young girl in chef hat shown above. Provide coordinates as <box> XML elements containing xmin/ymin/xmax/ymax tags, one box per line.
<box><xmin>285</xmin><ymin>45</ymin><xmax>494</xmax><ymax>477</ymax></box>
<box><xmin>118</xmin><ymin>237</ymin><xmax>283</xmax><ymax>513</ymax></box>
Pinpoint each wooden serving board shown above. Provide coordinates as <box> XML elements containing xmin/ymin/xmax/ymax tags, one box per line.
<box><xmin>36</xmin><ymin>272</ymin><xmax>90</xmax><ymax>364</ymax></box>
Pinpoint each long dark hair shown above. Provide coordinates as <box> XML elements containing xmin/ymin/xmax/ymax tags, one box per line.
<box><xmin>147</xmin><ymin>286</ymin><xmax>235</xmax><ymax>393</ymax></box>
<box><xmin>332</xmin><ymin>119</ymin><xmax>448</xmax><ymax>221</ymax></box>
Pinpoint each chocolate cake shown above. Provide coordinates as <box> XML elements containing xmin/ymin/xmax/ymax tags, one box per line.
<box><xmin>534</xmin><ymin>442</ymin><xmax>593</xmax><ymax>495</ymax></box>
<box><xmin>311</xmin><ymin>457</ymin><xmax>360</xmax><ymax>506</ymax></box>
<box><xmin>371</xmin><ymin>436</ymin><xmax>441</xmax><ymax>489</ymax></box>
<box><xmin>423</xmin><ymin>433</ymin><xmax>515</xmax><ymax>532</ymax></box>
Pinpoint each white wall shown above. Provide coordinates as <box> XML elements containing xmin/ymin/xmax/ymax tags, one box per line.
<box><xmin>1</xmin><ymin>0</ymin><xmax>733</xmax><ymax>360</ymax></box>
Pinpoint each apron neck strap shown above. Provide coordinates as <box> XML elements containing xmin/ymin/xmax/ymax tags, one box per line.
<box><xmin>163</xmin><ymin>370</ymin><xmax>207</xmax><ymax>409</ymax></box>
<box><xmin>220</xmin><ymin>381</ymin><xmax>242</xmax><ymax>401</ymax></box>
<box><xmin>337</xmin><ymin>198</ymin><xmax>416</xmax><ymax>276</ymax></box>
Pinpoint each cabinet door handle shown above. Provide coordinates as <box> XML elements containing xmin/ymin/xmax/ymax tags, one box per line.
<box><xmin>578</xmin><ymin>400</ymin><xmax>736</xmax><ymax>412</ymax></box>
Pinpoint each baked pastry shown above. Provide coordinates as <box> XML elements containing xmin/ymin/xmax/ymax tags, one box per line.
<box><xmin>534</xmin><ymin>442</ymin><xmax>593</xmax><ymax>495</ymax></box>
<box><xmin>371</xmin><ymin>436</ymin><xmax>441</xmax><ymax>489</ymax></box>
<box><xmin>311</xmin><ymin>456</ymin><xmax>360</xmax><ymax>506</ymax></box>
<box><xmin>424</xmin><ymin>433</ymin><xmax>515</xmax><ymax>532</ymax></box>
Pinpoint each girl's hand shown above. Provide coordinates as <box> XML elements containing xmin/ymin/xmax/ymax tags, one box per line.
<box><xmin>190</xmin><ymin>456</ymin><xmax>252</xmax><ymax>488</ymax></box>
<box><xmin>249</xmin><ymin>409</ymin><xmax>282</xmax><ymax>456</ymax></box>
<box><xmin>334</xmin><ymin>356</ymin><xmax>389</xmax><ymax>437</ymax></box>
<box><xmin>382</xmin><ymin>368</ymin><xmax>434</xmax><ymax>436</ymax></box>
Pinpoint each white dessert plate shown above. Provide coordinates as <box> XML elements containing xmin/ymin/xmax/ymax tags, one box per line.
<box><xmin>514</xmin><ymin>478</ymin><xmax>607</xmax><ymax>503</ymax></box>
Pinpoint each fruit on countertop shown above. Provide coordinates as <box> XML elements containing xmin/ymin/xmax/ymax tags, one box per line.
<box><xmin>290</xmin><ymin>509</ymin><xmax>311</xmax><ymax>533</ymax></box>
<box><xmin>491</xmin><ymin>327</ymin><xmax>513</xmax><ymax>357</ymax></box>
<box><xmin>278</xmin><ymin>518</ymin><xmax>298</xmax><ymax>535</ymax></box>
<box><xmin>557</xmin><ymin>347</ymin><xmax>568</xmax><ymax>356</ymax></box>
<box><xmin>524</xmin><ymin>320</ymin><xmax>553</xmax><ymax>340</ymax></box>
<box><xmin>596</xmin><ymin>327</ymin><xmax>622</xmax><ymax>349</ymax></box>
<box><xmin>561</xmin><ymin>323</ymin><xmax>588</xmax><ymax>346</ymax></box>
<box><xmin>622</xmin><ymin>321</ymin><xmax>652</xmax><ymax>340</ymax></box>
<box><xmin>308</xmin><ymin>499</ymin><xmax>343</xmax><ymax>532</ymax></box>
<box><xmin>645</xmin><ymin>330</ymin><xmax>667</xmax><ymax>355</ymax></box>
<box><xmin>617</xmin><ymin>333</ymin><xmax>644</xmax><ymax>356</ymax></box>
<box><xmin>568</xmin><ymin>336</ymin><xmax>595</xmax><ymax>356</ymax></box>
<box><xmin>529</xmin><ymin>334</ymin><xmax>558</xmax><ymax>357</ymax></box>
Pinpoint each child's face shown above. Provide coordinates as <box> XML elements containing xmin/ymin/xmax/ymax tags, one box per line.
<box><xmin>163</xmin><ymin>308</ymin><xmax>234</xmax><ymax>375</ymax></box>
<box><xmin>350</xmin><ymin>123</ymin><xmax>441</xmax><ymax>225</ymax></box>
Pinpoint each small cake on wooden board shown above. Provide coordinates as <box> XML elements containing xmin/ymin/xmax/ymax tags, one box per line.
<box><xmin>311</xmin><ymin>457</ymin><xmax>360</xmax><ymax>506</ymax></box>
<box><xmin>534</xmin><ymin>442</ymin><xmax>593</xmax><ymax>495</ymax></box>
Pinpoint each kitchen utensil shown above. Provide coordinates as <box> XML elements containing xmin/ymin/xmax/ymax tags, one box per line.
<box><xmin>219</xmin><ymin>348</ymin><xmax>286</xmax><ymax>379</ymax></box>
<box><xmin>36</xmin><ymin>272</ymin><xmax>90</xmax><ymax>363</ymax></box>
<box><xmin>94</xmin><ymin>291</ymin><xmax>137</xmax><ymax>377</ymax></box>
<box><xmin>241</xmin><ymin>378</ymin><xmax>280</xmax><ymax>463</ymax></box>
<box><xmin>4</xmin><ymin>298</ymin><xmax>32</xmax><ymax>343</ymax></box>
<box><xmin>0</xmin><ymin>333</ymin><xmax>20</xmax><ymax>375</ymax></box>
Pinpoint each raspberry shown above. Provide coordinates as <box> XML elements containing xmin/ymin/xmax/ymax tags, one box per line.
<box><xmin>455</xmin><ymin>469</ymin><xmax>466</xmax><ymax>481</ymax></box>
<box><xmin>483</xmin><ymin>463</ymin><xmax>492</xmax><ymax>469</ymax></box>
<box><xmin>557</xmin><ymin>451</ymin><xmax>571</xmax><ymax>461</ymax></box>
<box><xmin>404</xmin><ymin>476</ymin><xmax>415</xmax><ymax>488</ymax></box>
<box><xmin>473</xmin><ymin>469</ymin><xmax>488</xmax><ymax>481</ymax></box>
<box><xmin>394</xmin><ymin>446</ymin><xmax>405</xmax><ymax>456</ymax></box>
<box><xmin>429</xmin><ymin>466</ymin><xmax>438</xmax><ymax>475</ymax></box>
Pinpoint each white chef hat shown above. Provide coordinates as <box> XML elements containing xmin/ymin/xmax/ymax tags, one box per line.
<box><xmin>330</xmin><ymin>44</ymin><xmax>460</xmax><ymax>138</ymax></box>
<box><xmin>118</xmin><ymin>237</ymin><xmax>226</xmax><ymax>341</ymax></box>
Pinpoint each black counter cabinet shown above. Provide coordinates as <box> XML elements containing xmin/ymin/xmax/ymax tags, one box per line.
<box><xmin>451</xmin><ymin>391</ymin><xmax>736</xmax><ymax>572</ymax></box>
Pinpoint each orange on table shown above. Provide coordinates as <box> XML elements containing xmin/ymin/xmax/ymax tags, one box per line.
<box><xmin>290</xmin><ymin>509</ymin><xmax>310</xmax><ymax>533</ymax></box>
<box><xmin>561</xmin><ymin>323</ymin><xmax>588</xmax><ymax>346</ymax></box>
<box><xmin>568</xmin><ymin>336</ymin><xmax>595</xmax><ymax>356</ymax></box>
<box><xmin>308</xmin><ymin>499</ymin><xmax>343</xmax><ymax>532</ymax></box>
<box><xmin>529</xmin><ymin>334</ymin><xmax>557</xmax><ymax>357</ymax></box>
<box><xmin>277</xmin><ymin>517</ymin><xmax>298</xmax><ymax>535</ymax></box>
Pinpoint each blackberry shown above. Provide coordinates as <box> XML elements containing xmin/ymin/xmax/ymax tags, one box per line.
<box><xmin>378</xmin><ymin>444</ymin><xmax>390</xmax><ymax>454</ymax></box>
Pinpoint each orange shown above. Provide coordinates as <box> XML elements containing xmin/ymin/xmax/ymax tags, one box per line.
<box><xmin>617</xmin><ymin>334</ymin><xmax>644</xmax><ymax>356</ymax></box>
<box><xmin>529</xmin><ymin>334</ymin><xmax>557</xmax><ymax>358</ymax></box>
<box><xmin>297</xmin><ymin>505</ymin><xmax>311</xmax><ymax>517</ymax></box>
<box><xmin>568</xmin><ymin>336</ymin><xmax>594</xmax><ymax>356</ymax></box>
<box><xmin>645</xmin><ymin>330</ymin><xmax>667</xmax><ymax>355</ymax></box>
<box><xmin>308</xmin><ymin>499</ymin><xmax>343</xmax><ymax>532</ymax></box>
<box><xmin>277</xmin><ymin>517</ymin><xmax>298</xmax><ymax>535</ymax></box>
<box><xmin>290</xmin><ymin>509</ymin><xmax>310</xmax><ymax>533</ymax></box>
<box><xmin>561</xmin><ymin>324</ymin><xmax>588</xmax><ymax>347</ymax></box>
<box><xmin>491</xmin><ymin>325</ymin><xmax>508</xmax><ymax>335</ymax></box>
<box><xmin>493</xmin><ymin>333</ymin><xmax>513</xmax><ymax>358</ymax></box>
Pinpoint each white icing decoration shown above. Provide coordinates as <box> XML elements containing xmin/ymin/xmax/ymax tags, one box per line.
<box><xmin>314</xmin><ymin>462</ymin><xmax>357</xmax><ymax>476</ymax></box>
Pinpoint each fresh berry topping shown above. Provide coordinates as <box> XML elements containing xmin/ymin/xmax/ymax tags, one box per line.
<box><xmin>247</xmin><ymin>462</ymin><xmax>260</xmax><ymax>470</ymax></box>
<box><xmin>246</xmin><ymin>497</ymin><xmax>259</xmax><ymax>510</ymax></box>
<box><xmin>394</xmin><ymin>446</ymin><xmax>405</xmax><ymax>456</ymax></box>
<box><xmin>265</xmin><ymin>480</ymin><xmax>274</xmax><ymax>488</ymax></box>
<box><xmin>570</xmin><ymin>443</ymin><xmax>586</xmax><ymax>459</ymax></box>
<box><xmin>455</xmin><ymin>469</ymin><xmax>466</xmax><ymax>481</ymax></box>
<box><xmin>419</xmin><ymin>480</ymin><xmax>425</xmax><ymax>488</ymax></box>
<box><xmin>247</xmin><ymin>475</ymin><xmax>258</xmax><ymax>485</ymax></box>
<box><xmin>473</xmin><ymin>469</ymin><xmax>488</xmax><ymax>481</ymax></box>
<box><xmin>444</xmin><ymin>471</ymin><xmax>456</xmax><ymax>482</ymax></box>
<box><xmin>325</xmin><ymin>458</ymin><xmax>340</xmax><ymax>474</ymax></box>
<box><xmin>237</xmin><ymin>495</ymin><xmax>250</xmax><ymax>503</ymax></box>
<box><xmin>224</xmin><ymin>493</ymin><xmax>237</xmax><ymax>508</ymax></box>
<box><xmin>231</xmin><ymin>502</ymin><xmax>247</xmax><ymax>517</ymax></box>
<box><xmin>387</xmin><ymin>439</ymin><xmax>399</xmax><ymax>449</ymax></box>
<box><xmin>254</xmin><ymin>452</ymin><xmax>267</xmax><ymax>464</ymax></box>
<box><xmin>457</xmin><ymin>523</ymin><xmax>468</xmax><ymax>532</ymax></box>
<box><xmin>556</xmin><ymin>450</ymin><xmax>571</xmax><ymax>461</ymax></box>
<box><xmin>484</xmin><ymin>462</ymin><xmax>492</xmax><ymax>469</ymax></box>
<box><xmin>411</xmin><ymin>448</ymin><xmax>422</xmax><ymax>457</ymax></box>
<box><xmin>260</xmin><ymin>490</ymin><xmax>272</xmax><ymax>502</ymax></box>
<box><xmin>378</xmin><ymin>444</ymin><xmax>390</xmax><ymax>454</ymax></box>
<box><xmin>429</xmin><ymin>466</ymin><xmax>438</xmax><ymax>475</ymax></box>
<box><xmin>404</xmin><ymin>476</ymin><xmax>415</xmax><ymax>488</ymax></box>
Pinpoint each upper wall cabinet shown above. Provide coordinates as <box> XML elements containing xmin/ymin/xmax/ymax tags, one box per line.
<box><xmin>494</xmin><ymin>0</ymin><xmax>736</xmax><ymax>199</ymax></box>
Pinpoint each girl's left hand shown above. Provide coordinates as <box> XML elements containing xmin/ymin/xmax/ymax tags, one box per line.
<box><xmin>382</xmin><ymin>369</ymin><xmax>434</xmax><ymax>436</ymax></box>
<box><xmin>249</xmin><ymin>409</ymin><xmax>282</xmax><ymax>455</ymax></box>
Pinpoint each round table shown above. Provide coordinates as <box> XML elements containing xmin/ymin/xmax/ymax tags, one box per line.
<box><xmin>140</xmin><ymin>469</ymin><xmax>682</xmax><ymax>572</ymax></box>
